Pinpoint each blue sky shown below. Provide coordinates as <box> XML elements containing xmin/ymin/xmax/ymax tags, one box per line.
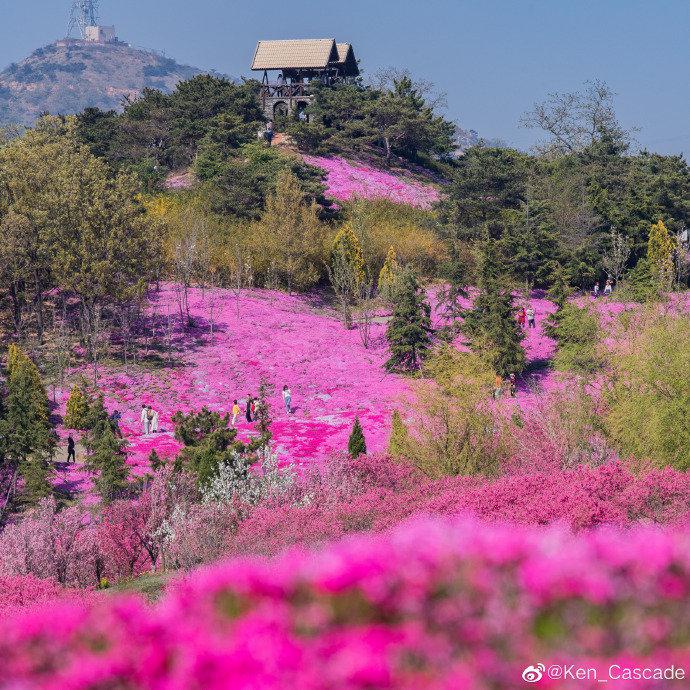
<box><xmin>2</xmin><ymin>0</ymin><xmax>689</xmax><ymax>154</ymax></box>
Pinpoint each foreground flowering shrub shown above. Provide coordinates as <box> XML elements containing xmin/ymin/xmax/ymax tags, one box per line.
<box><xmin>1</xmin><ymin>516</ymin><xmax>689</xmax><ymax>689</ymax></box>
<box><xmin>229</xmin><ymin>458</ymin><xmax>690</xmax><ymax>557</ymax></box>
<box><xmin>3</xmin><ymin>457</ymin><xmax>688</xmax><ymax>589</ymax></box>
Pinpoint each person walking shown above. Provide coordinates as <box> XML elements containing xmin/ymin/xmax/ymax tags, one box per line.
<box><xmin>282</xmin><ymin>385</ymin><xmax>292</xmax><ymax>414</ymax></box>
<box><xmin>245</xmin><ymin>395</ymin><xmax>253</xmax><ymax>423</ymax></box>
<box><xmin>140</xmin><ymin>404</ymin><xmax>150</xmax><ymax>435</ymax></box>
<box><xmin>67</xmin><ymin>435</ymin><xmax>76</xmax><ymax>464</ymax></box>
<box><xmin>604</xmin><ymin>279</ymin><xmax>613</xmax><ymax>296</ymax></box>
<box><xmin>150</xmin><ymin>408</ymin><xmax>159</xmax><ymax>434</ymax></box>
<box><xmin>493</xmin><ymin>375</ymin><xmax>503</xmax><ymax>400</ymax></box>
<box><xmin>509</xmin><ymin>373</ymin><xmax>517</xmax><ymax>398</ymax></box>
<box><xmin>231</xmin><ymin>400</ymin><xmax>241</xmax><ymax>427</ymax></box>
<box><xmin>526</xmin><ymin>307</ymin><xmax>536</xmax><ymax>329</ymax></box>
<box><xmin>518</xmin><ymin>307</ymin><xmax>526</xmax><ymax>328</ymax></box>
<box><xmin>593</xmin><ymin>282</ymin><xmax>600</xmax><ymax>298</ymax></box>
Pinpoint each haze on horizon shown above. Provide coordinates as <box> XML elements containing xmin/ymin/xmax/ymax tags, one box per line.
<box><xmin>1</xmin><ymin>0</ymin><xmax>689</xmax><ymax>155</ymax></box>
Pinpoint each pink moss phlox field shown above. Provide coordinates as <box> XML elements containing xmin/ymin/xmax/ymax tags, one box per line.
<box><xmin>1</xmin><ymin>515</ymin><xmax>689</xmax><ymax>689</ymax></box>
<box><xmin>304</xmin><ymin>155</ymin><xmax>440</xmax><ymax>209</ymax></box>
<box><xmin>55</xmin><ymin>285</ymin><xmax>412</xmax><ymax>491</ymax></box>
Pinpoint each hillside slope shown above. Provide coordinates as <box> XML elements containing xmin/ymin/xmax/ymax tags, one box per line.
<box><xmin>0</xmin><ymin>40</ymin><xmax>204</xmax><ymax>125</ymax></box>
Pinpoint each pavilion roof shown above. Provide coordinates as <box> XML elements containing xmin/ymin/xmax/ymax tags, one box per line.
<box><xmin>251</xmin><ymin>39</ymin><xmax>339</xmax><ymax>70</ymax></box>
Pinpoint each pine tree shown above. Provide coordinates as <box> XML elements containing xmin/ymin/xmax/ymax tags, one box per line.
<box><xmin>259</xmin><ymin>169</ymin><xmax>325</xmax><ymax>293</ymax></box>
<box><xmin>332</xmin><ymin>224</ymin><xmax>366</xmax><ymax>289</ymax></box>
<box><xmin>82</xmin><ymin>394</ymin><xmax>112</xmax><ymax>456</ymax></box>
<box><xmin>254</xmin><ymin>377</ymin><xmax>274</xmax><ymax>449</ymax></box>
<box><xmin>92</xmin><ymin>426</ymin><xmax>128</xmax><ymax>503</ymax></box>
<box><xmin>329</xmin><ymin>224</ymin><xmax>367</xmax><ymax>327</ymax></box>
<box><xmin>64</xmin><ymin>384</ymin><xmax>89</xmax><ymax>430</ymax></box>
<box><xmin>388</xmin><ymin>410</ymin><xmax>409</xmax><ymax>458</ymax></box>
<box><xmin>148</xmin><ymin>449</ymin><xmax>163</xmax><ymax>471</ymax></box>
<box><xmin>348</xmin><ymin>416</ymin><xmax>367</xmax><ymax>458</ymax></box>
<box><xmin>647</xmin><ymin>219</ymin><xmax>676</xmax><ymax>289</ymax></box>
<box><xmin>463</xmin><ymin>240</ymin><xmax>526</xmax><ymax>377</ymax></box>
<box><xmin>377</xmin><ymin>246</ymin><xmax>401</xmax><ymax>301</ymax></box>
<box><xmin>0</xmin><ymin>345</ymin><xmax>56</xmax><ymax>503</ymax></box>
<box><xmin>385</xmin><ymin>267</ymin><xmax>432</xmax><ymax>372</ymax></box>
<box><xmin>547</xmin><ymin>264</ymin><xmax>573</xmax><ymax>312</ymax></box>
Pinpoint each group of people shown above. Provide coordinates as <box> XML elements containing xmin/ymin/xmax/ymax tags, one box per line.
<box><xmin>230</xmin><ymin>386</ymin><xmax>293</xmax><ymax>427</ymax></box>
<box><xmin>140</xmin><ymin>405</ymin><xmax>160</xmax><ymax>435</ymax></box>
<box><xmin>593</xmin><ymin>279</ymin><xmax>614</xmax><ymax>297</ymax></box>
<box><xmin>141</xmin><ymin>386</ymin><xmax>294</xmax><ymax>438</ymax></box>
<box><xmin>518</xmin><ymin>306</ymin><xmax>536</xmax><ymax>329</ymax></box>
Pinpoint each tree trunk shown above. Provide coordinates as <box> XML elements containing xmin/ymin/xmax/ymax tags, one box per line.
<box><xmin>33</xmin><ymin>270</ymin><xmax>44</xmax><ymax>342</ymax></box>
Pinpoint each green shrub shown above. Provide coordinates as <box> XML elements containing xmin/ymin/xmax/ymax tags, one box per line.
<box><xmin>605</xmin><ymin>312</ymin><xmax>690</xmax><ymax>470</ymax></box>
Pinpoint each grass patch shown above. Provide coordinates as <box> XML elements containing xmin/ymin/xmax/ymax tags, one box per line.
<box><xmin>108</xmin><ymin>572</ymin><xmax>171</xmax><ymax>602</ymax></box>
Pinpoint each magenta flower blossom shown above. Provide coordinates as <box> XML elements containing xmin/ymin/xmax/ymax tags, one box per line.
<box><xmin>1</xmin><ymin>515</ymin><xmax>689</xmax><ymax>689</ymax></box>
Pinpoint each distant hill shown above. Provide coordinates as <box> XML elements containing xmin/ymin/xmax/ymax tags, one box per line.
<box><xmin>0</xmin><ymin>39</ymin><xmax>205</xmax><ymax>125</ymax></box>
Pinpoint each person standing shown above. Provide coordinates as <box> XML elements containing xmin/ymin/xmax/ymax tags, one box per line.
<box><xmin>604</xmin><ymin>279</ymin><xmax>613</xmax><ymax>296</ymax></box>
<box><xmin>509</xmin><ymin>373</ymin><xmax>517</xmax><ymax>398</ymax></box>
<box><xmin>140</xmin><ymin>405</ymin><xmax>150</xmax><ymax>435</ymax></box>
<box><xmin>231</xmin><ymin>400</ymin><xmax>241</xmax><ymax>427</ymax></box>
<box><xmin>67</xmin><ymin>435</ymin><xmax>76</xmax><ymax>464</ymax></box>
<box><xmin>593</xmin><ymin>282</ymin><xmax>600</xmax><ymax>298</ymax></box>
<box><xmin>282</xmin><ymin>385</ymin><xmax>292</xmax><ymax>414</ymax></box>
<box><xmin>150</xmin><ymin>408</ymin><xmax>159</xmax><ymax>434</ymax></box>
<box><xmin>526</xmin><ymin>307</ymin><xmax>536</xmax><ymax>329</ymax></box>
<box><xmin>245</xmin><ymin>395</ymin><xmax>253</xmax><ymax>423</ymax></box>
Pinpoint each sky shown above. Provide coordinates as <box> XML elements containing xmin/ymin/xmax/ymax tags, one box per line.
<box><xmin>1</xmin><ymin>0</ymin><xmax>689</xmax><ymax>154</ymax></box>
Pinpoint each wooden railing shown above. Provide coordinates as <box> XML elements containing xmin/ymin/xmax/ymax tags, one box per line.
<box><xmin>259</xmin><ymin>83</ymin><xmax>313</xmax><ymax>100</ymax></box>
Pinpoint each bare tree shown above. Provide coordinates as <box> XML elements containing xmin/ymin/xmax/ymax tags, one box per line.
<box><xmin>327</xmin><ymin>245</ymin><xmax>360</xmax><ymax>329</ymax></box>
<box><xmin>602</xmin><ymin>228</ymin><xmax>632</xmax><ymax>286</ymax></box>
<box><xmin>521</xmin><ymin>80</ymin><xmax>632</xmax><ymax>155</ymax></box>
<box><xmin>674</xmin><ymin>226</ymin><xmax>689</xmax><ymax>289</ymax></box>
<box><xmin>228</xmin><ymin>244</ymin><xmax>252</xmax><ymax>320</ymax></box>
<box><xmin>168</xmin><ymin>210</ymin><xmax>212</xmax><ymax>328</ymax></box>
<box><xmin>355</xmin><ymin>281</ymin><xmax>377</xmax><ymax>349</ymax></box>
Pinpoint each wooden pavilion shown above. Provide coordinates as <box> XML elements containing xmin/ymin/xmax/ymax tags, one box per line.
<box><xmin>251</xmin><ymin>38</ymin><xmax>359</xmax><ymax>120</ymax></box>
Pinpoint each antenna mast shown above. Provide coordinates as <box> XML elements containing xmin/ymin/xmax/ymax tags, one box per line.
<box><xmin>67</xmin><ymin>0</ymin><xmax>101</xmax><ymax>38</ymax></box>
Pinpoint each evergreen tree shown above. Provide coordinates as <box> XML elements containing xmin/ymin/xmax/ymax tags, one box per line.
<box><xmin>463</xmin><ymin>240</ymin><xmax>526</xmax><ymax>377</ymax></box>
<box><xmin>64</xmin><ymin>384</ymin><xmax>89</xmax><ymax>430</ymax></box>
<box><xmin>92</xmin><ymin>426</ymin><xmax>128</xmax><ymax>503</ymax></box>
<box><xmin>171</xmin><ymin>407</ymin><xmax>247</xmax><ymax>488</ymax></box>
<box><xmin>254</xmin><ymin>169</ymin><xmax>327</xmax><ymax>292</ymax></box>
<box><xmin>388</xmin><ymin>410</ymin><xmax>409</xmax><ymax>458</ymax></box>
<box><xmin>377</xmin><ymin>246</ymin><xmax>401</xmax><ymax>301</ymax></box>
<box><xmin>0</xmin><ymin>345</ymin><xmax>56</xmax><ymax>503</ymax></box>
<box><xmin>647</xmin><ymin>219</ymin><xmax>676</xmax><ymax>289</ymax></box>
<box><xmin>254</xmin><ymin>378</ymin><xmax>274</xmax><ymax>449</ymax></box>
<box><xmin>82</xmin><ymin>394</ymin><xmax>113</xmax><ymax>456</ymax></box>
<box><xmin>331</xmin><ymin>224</ymin><xmax>366</xmax><ymax>290</ymax></box>
<box><xmin>546</xmin><ymin>304</ymin><xmax>601</xmax><ymax>375</ymax></box>
<box><xmin>385</xmin><ymin>267</ymin><xmax>433</xmax><ymax>372</ymax></box>
<box><xmin>348</xmin><ymin>416</ymin><xmax>367</xmax><ymax>458</ymax></box>
<box><xmin>148</xmin><ymin>449</ymin><xmax>163</xmax><ymax>472</ymax></box>
<box><xmin>547</xmin><ymin>263</ymin><xmax>574</xmax><ymax>312</ymax></box>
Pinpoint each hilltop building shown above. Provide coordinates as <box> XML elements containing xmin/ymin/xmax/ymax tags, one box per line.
<box><xmin>251</xmin><ymin>38</ymin><xmax>359</xmax><ymax>121</ymax></box>
<box><xmin>84</xmin><ymin>25</ymin><xmax>118</xmax><ymax>43</ymax></box>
